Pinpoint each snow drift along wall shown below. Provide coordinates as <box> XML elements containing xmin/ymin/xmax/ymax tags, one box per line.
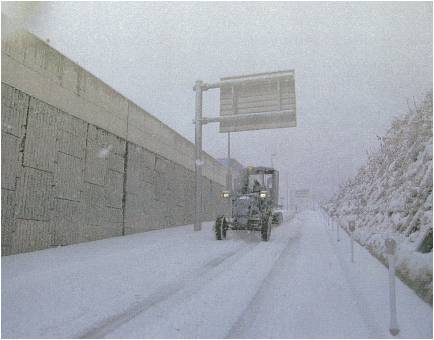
<box><xmin>325</xmin><ymin>92</ymin><xmax>433</xmax><ymax>304</ymax></box>
<box><xmin>1</xmin><ymin>17</ymin><xmax>227</xmax><ymax>255</ymax></box>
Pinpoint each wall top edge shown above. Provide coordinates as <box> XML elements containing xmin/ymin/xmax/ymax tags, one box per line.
<box><xmin>1</xmin><ymin>13</ymin><xmax>227</xmax><ymax>185</ymax></box>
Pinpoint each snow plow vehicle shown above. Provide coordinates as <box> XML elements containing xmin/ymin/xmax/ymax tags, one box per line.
<box><xmin>215</xmin><ymin>166</ymin><xmax>283</xmax><ymax>241</ymax></box>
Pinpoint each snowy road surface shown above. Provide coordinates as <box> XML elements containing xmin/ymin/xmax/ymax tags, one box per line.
<box><xmin>2</xmin><ymin>210</ymin><xmax>432</xmax><ymax>338</ymax></box>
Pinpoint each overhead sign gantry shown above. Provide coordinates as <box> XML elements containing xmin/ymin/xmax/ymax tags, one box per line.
<box><xmin>219</xmin><ymin>70</ymin><xmax>296</xmax><ymax>132</ymax></box>
<box><xmin>193</xmin><ymin>70</ymin><xmax>297</xmax><ymax>231</ymax></box>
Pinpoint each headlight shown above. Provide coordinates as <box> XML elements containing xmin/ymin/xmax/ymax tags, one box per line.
<box><xmin>260</xmin><ymin>191</ymin><xmax>268</xmax><ymax>199</ymax></box>
<box><xmin>222</xmin><ymin>191</ymin><xmax>230</xmax><ymax>198</ymax></box>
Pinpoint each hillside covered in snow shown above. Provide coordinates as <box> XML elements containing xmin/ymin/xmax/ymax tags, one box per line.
<box><xmin>324</xmin><ymin>92</ymin><xmax>433</xmax><ymax>304</ymax></box>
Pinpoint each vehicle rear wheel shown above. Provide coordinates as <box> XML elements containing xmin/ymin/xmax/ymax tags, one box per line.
<box><xmin>214</xmin><ymin>216</ymin><xmax>227</xmax><ymax>240</ymax></box>
<box><xmin>261</xmin><ymin>215</ymin><xmax>272</xmax><ymax>241</ymax></box>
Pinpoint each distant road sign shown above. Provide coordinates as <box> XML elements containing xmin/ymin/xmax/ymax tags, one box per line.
<box><xmin>293</xmin><ymin>189</ymin><xmax>310</xmax><ymax>210</ymax></box>
<box><xmin>219</xmin><ymin>70</ymin><xmax>296</xmax><ymax>133</ymax></box>
<box><xmin>295</xmin><ymin>189</ymin><xmax>309</xmax><ymax>199</ymax></box>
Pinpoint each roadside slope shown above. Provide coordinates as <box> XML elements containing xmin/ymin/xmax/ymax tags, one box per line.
<box><xmin>325</xmin><ymin>92</ymin><xmax>433</xmax><ymax>303</ymax></box>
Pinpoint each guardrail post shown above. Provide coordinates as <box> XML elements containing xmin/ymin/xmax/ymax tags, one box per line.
<box><xmin>385</xmin><ymin>238</ymin><xmax>399</xmax><ymax>336</ymax></box>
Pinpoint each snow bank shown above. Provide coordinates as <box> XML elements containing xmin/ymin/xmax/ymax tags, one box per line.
<box><xmin>324</xmin><ymin>91</ymin><xmax>433</xmax><ymax>304</ymax></box>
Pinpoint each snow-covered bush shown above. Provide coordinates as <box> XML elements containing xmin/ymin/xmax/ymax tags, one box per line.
<box><xmin>325</xmin><ymin>91</ymin><xmax>433</xmax><ymax>304</ymax></box>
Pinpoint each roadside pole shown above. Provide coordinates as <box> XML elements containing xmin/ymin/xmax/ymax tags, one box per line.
<box><xmin>385</xmin><ymin>238</ymin><xmax>400</xmax><ymax>336</ymax></box>
<box><xmin>270</xmin><ymin>153</ymin><xmax>276</xmax><ymax>168</ymax></box>
<box><xmin>194</xmin><ymin>81</ymin><xmax>203</xmax><ymax>231</ymax></box>
<box><xmin>226</xmin><ymin>132</ymin><xmax>232</xmax><ymax>190</ymax></box>
<box><xmin>349</xmin><ymin>220</ymin><xmax>355</xmax><ymax>262</ymax></box>
<box><xmin>286</xmin><ymin>173</ymin><xmax>289</xmax><ymax>211</ymax></box>
<box><xmin>336</xmin><ymin>220</ymin><xmax>340</xmax><ymax>242</ymax></box>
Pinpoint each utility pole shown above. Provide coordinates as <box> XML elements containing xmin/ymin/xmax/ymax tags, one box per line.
<box><xmin>194</xmin><ymin>80</ymin><xmax>203</xmax><ymax>231</ymax></box>
<box><xmin>270</xmin><ymin>153</ymin><xmax>276</xmax><ymax>168</ymax></box>
<box><xmin>286</xmin><ymin>172</ymin><xmax>289</xmax><ymax>211</ymax></box>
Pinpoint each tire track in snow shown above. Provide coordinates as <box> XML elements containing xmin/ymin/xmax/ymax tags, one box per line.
<box><xmin>225</xmin><ymin>223</ymin><xmax>302</xmax><ymax>338</ymax></box>
<box><xmin>156</xmin><ymin>223</ymin><xmax>297</xmax><ymax>338</ymax></box>
<box><xmin>322</xmin><ymin>212</ymin><xmax>385</xmax><ymax>338</ymax></box>
<box><xmin>224</xmin><ymin>211</ymin><xmax>375</xmax><ymax>338</ymax></box>
<box><xmin>77</xmin><ymin>241</ymin><xmax>259</xmax><ymax>339</ymax></box>
<box><xmin>105</xmin><ymin>220</ymin><xmax>301</xmax><ymax>338</ymax></box>
<box><xmin>81</xmin><ymin>218</ymin><xmax>298</xmax><ymax>339</ymax></box>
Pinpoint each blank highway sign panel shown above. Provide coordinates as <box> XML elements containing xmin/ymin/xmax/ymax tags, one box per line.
<box><xmin>219</xmin><ymin>70</ymin><xmax>296</xmax><ymax>133</ymax></box>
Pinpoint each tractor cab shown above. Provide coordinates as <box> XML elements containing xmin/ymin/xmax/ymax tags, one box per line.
<box><xmin>215</xmin><ymin>166</ymin><xmax>283</xmax><ymax>242</ymax></box>
<box><xmin>239</xmin><ymin>166</ymin><xmax>280</xmax><ymax>209</ymax></box>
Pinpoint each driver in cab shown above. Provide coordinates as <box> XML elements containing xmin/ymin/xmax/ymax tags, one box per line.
<box><xmin>252</xmin><ymin>179</ymin><xmax>262</xmax><ymax>193</ymax></box>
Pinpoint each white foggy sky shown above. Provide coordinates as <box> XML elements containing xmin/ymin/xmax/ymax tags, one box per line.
<box><xmin>3</xmin><ymin>1</ymin><xmax>432</xmax><ymax>200</ymax></box>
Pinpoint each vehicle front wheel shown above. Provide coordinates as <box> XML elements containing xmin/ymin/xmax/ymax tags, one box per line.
<box><xmin>261</xmin><ymin>215</ymin><xmax>272</xmax><ymax>241</ymax></box>
<box><xmin>214</xmin><ymin>216</ymin><xmax>227</xmax><ymax>240</ymax></box>
<box><xmin>273</xmin><ymin>212</ymin><xmax>283</xmax><ymax>225</ymax></box>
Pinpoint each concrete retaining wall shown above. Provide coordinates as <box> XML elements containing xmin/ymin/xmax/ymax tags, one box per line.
<box><xmin>1</xmin><ymin>17</ymin><xmax>226</xmax><ymax>255</ymax></box>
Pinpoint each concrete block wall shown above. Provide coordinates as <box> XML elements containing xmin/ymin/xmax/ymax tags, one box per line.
<box><xmin>1</xmin><ymin>18</ymin><xmax>227</xmax><ymax>255</ymax></box>
<box><xmin>1</xmin><ymin>83</ymin><xmax>226</xmax><ymax>255</ymax></box>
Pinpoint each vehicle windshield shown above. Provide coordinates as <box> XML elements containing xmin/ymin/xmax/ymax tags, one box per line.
<box><xmin>248</xmin><ymin>174</ymin><xmax>265</xmax><ymax>192</ymax></box>
<box><xmin>265</xmin><ymin>174</ymin><xmax>273</xmax><ymax>190</ymax></box>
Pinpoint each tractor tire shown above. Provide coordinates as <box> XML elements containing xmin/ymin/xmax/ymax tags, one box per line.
<box><xmin>214</xmin><ymin>216</ymin><xmax>227</xmax><ymax>240</ymax></box>
<box><xmin>261</xmin><ymin>215</ymin><xmax>272</xmax><ymax>241</ymax></box>
<box><xmin>273</xmin><ymin>212</ymin><xmax>283</xmax><ymax>225</ymax></box>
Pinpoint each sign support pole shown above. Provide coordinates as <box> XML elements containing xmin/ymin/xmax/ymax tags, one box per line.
<box><xmin>226</xmin><ymin>132</ymin><xmax>232</xmax><ymax>191</ymax></box>
<box><xmin>194</xmin><ymin>80</ymin><xmax>203</xmax><ymax>231</ymax></box>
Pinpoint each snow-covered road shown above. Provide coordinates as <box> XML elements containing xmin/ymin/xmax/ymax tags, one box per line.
<box><xmin>2</xmin><ymin>210</ymin><xmax>432</xmax><ymax>338</ymax></box>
